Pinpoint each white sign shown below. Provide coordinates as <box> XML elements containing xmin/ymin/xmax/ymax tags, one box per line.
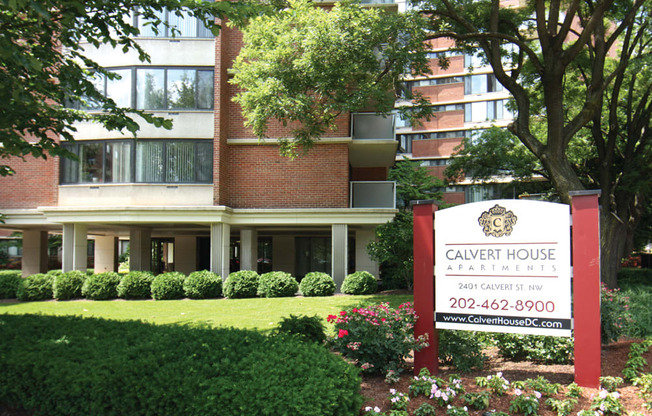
<box><xmin>435</xmin><ymin>200</ymin><xmax>571</xmax><ymax>336</ymax></box>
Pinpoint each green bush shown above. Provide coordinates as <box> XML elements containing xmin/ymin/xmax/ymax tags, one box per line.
<box><xmin>52</xmin><ymin>271</ymin><xmax>86</xmax><ymax>300</ymax></box>
<box><xmin>82</xmin><ymin>272</ymin><xmax>121</xmax><ymax>300</ymax></box>
<box><xmin>46</xmin><ymin>270</ymin><xmax>63</xmax><ymax>277</ymax></box>
<box><xmin>117</xmin><ymin>271</ymin><xmax>155</xmax><ymax>299</ymax></box>
<box><xmin>257</xmin><ymin>271</ymin><xmax>298</xmax><ymax>298</ymax></box>
<box><xmin>299</xmin><ymin>272</ymin><xmax>336</xmax><ymax>297</ymax></box>
<box><xmin>623</xmin><ymin>288</ymin><xmax>652</xmax><ymax>338</ymax></box>
<box><xmin>151</xmin><ymin>272</ymin><xmax>186</xmax><ymax>300</ymax></box>
<box><xmin>0</xmin><ymin>270</ymin><xmax>21</xmax><ymax>299</ymax></box>
<box><xmin>439</xmin><ymin>330</ymin><xmax>487</xmax><ymax>373</ymax></box>
<box><xmin>223</xmin><ymin>270</ymin><xmax>259</xmax><ymax>299</ymax></box>
<box><xmin>341</xmin><ymin>271</ymin><xmax>377</xmax><ymax>295</ymax></box>
<box><xmin>16</xmin><ymin>274</ymin><xmax>53</xmax><ymax>301</ymax></box>
<box><xmin>275</xmin><ymin>315</ymin><xmax>326</xmax><ymax>344</ymax></box>
<box><xmin>618</xmin><ymin>268</ymin><xmax>652</xmax><ymax>290</ymax></box>
<box><xmin>601</xmin><ymin>283</ymin><xmax>633</xmax><ymax>343</ymax></box>
<box><xmin>0</xmin><ymin>314</ymin><xmax>362</xmax><ymax>416</ymax></box>
<box><xmin>183</xmin><ymin>270</ymin><xmax>222</xmax><ymax>299</ymax></box>
<box><xmin>493</xmin><ymin>333</ymin><xmax>574</xmax><ymax>364</ymax></box>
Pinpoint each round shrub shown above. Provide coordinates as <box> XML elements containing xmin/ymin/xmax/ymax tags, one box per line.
<box><xmin>52</xmin><ymin>271</ymin><xmax>86</xmax><ymax>300</ymax></box>
<box><xmin>184</xmin><ymin>270</ymin><xmax>222</xmax><ymax>299</ymax></box>
<box><xmin>257</xmin><ymin>271</ymin><xmax>299</xmax><ymax>298</ymax></box>
<box><xmin>0</xmin><ymin>271</ymin><xmax>21</xmax><ymax>299</ymax></box>
<box><xmin>117</xmin><ymin>271</ymin><xmax>155</xmax><ymax>299</ymax></box>
<box><xmin>275</xmin><ymin>314</ymin><xmax>326</xmax><ymax>344</ymax></box>
<box><xmin>151</xmin><ymin>272</ymin><xmax>186</xmax><ymax>300</ymax></box>
<box><xmin>299</xmin><ymin>272</ymin><xmax>336</xmax><ymax>297</ymax></box>
<box><xmin>82</xmin><ymin>272</ymin><xmax>121</xmax><ymax>300</ymax></box>
<box><xmin>16</xmin><ymin>274</ymin><xmax>53</xmax><ymax>301</ymax></box>
<box><xmin>223</xmin><ymin>270</ymin><xmax>259</xmax><ymax>299</ymax></box>
<box><xmin>341</xmin><ymin>271</ymin><xmax>377</xmax><ymax>295</ymax></box>
<box><xmin>46</xmin><ymin>269</ymin><xmax>63</xmax><ymax>277</ymax></box>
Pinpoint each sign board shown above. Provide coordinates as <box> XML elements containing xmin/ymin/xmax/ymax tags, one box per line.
<box><xmin>434</xmin><ymin>200</ymin><xmax>571</xmax><ymax>336</ymax></box>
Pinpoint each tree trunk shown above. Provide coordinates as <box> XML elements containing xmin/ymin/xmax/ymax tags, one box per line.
<box><xmin>600</xmin><ymin>211</ymin><xmax>629</xmax><ymax>289</ymax></box>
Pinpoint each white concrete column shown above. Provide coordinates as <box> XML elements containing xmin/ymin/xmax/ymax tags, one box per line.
<box><xmin>62</xmin><ymin>224</ymin><xmax>87</xmax><ymax>272</ymax></box>
<box><xmin>210</xmin><ymin>223</ymin><xmax>230</xmax><ymax>280</ymax></box>
<box><xmin>129</xmin><ymin>228</ymin><xmax>152</xmax><ymax>272</ymax></box>
<box><xmin>21</xmin><ymin>230</ymin><xmax>48</xmax><ymax>277</ymax></box>
<box><xmin>272</xmin><ymin>235</ymin><xmax>295</xmax><ymax>275</ymax></box>
<box><xmin>175</xmin><ymin>236</ymin><xmax>197</xmax><ymax>275</ymax></box>
<box><xmin>94</xmin><ymin>236</ymin><xmax>118</xmax><ymax>273</ymax></box>
<box><xmin>332</xmin><ymin>224</ymin><xmax>348</xmax><ymax>292</ymax></box>
<box><xmin>62</xmin><ymin>224</ymin><xmax>74</xmax><ymax>272</ymax></box>
<box><xmin>240</xmin><ymin>229</ymin><xmax>258</xmax><ymax>271</ymax></box>
<box><xmin>355</xmin><ymin>228</ymin><xmax>380</xmax><ymax>277</ymax></box>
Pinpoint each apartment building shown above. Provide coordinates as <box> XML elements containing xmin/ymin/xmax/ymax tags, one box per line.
<box><xmin>396</xmin><ymin>36</ymin><xmax>516</xmax><ymax>205</ymax></box>
<box><xmin>0</xmin><ymin>7</ymin><xmax>398</xmax><ymax>289</ymax></box>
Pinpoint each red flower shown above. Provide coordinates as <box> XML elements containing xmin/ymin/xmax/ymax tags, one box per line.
<box><xmin>326</xmin><ymin>314</ymin><xmax>337</xmax><ymax>323</ymax></box>
<box><xmin>340</xmin><ymin>310</ymin><xmax>347</xmax><ymax>316</ymax></box>
<box><xmin>338</xmin><ymin>329</ymin><xmax>349</xmax><ymax>338</ymax></box>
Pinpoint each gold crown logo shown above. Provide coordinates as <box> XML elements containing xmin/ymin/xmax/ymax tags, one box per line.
<box><xmin>478</xmin><ymin>204</ymin><xmax>517</xmax><ymax>237</ymax></box>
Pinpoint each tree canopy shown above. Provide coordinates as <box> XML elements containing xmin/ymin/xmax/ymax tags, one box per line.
<box><xmin>0</xmin><ymin>0</ymin><xmax>255</xmax><ymax>176</ymax></box>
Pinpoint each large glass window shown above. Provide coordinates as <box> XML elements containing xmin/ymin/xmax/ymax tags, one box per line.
<box><xmin>72</xmin><ymin>67</ymin><xmax>214</xmax><ymax>111</ymax></box>
<box><xmin>464</xmin><ymin>100</ymin><xmax>513</xmax><ymax>122</ymax></box>
<box><xmin>295</xmin><ymin>237</ymin><xmax>331</xmax><ymax>279</ymax></box>
<box><xmin>464</xmin><ymin>74</ymin><xmax>503</xmax><ymax>95</ymax></box>
<box><xmin>61</xmin><ymin>139</ymin><xmax>212</xmax><ymax>184</ymax></box>
<box><xmin>136</xmin><ymin>7</ymin><xmax>213</xmax><ymax>38</ymax></box>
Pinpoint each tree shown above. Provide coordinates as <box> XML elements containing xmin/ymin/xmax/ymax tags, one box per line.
<box><xmin>367</xmin><ymin>158</ymin><xmax>443</xmax><ymax>290</ymax></box>
<box><xmin>230</xmin><ymin>0</ymin><xmax>431</xmax><ymax>156</ymax></box>
<box><xmin>0</xmin><ymin>0</ymin><xmax>255</xmax><ymax>176</ymax></box>
<box><xmin>233</xmin><ymin>0</ymin><xmax>651</xmax><ymax>287</ymax></box>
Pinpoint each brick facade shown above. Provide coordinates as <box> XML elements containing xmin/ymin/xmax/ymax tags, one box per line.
<box><xmin>0</xmin><ymin>154</ymin><xmax>58</xmax><ymax>209</ymax></box>
<box><xmin>227</xmin><ymin>143</ymin><xmax>350</xmax><ymax>208</ymax></box>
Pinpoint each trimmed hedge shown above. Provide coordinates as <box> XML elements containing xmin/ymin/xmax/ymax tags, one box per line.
<box><xmin>52</xmin><ymin>271</ymin><xmax>86</xmax><ymax>300</ymax></box>
<box><xmin>82</xmin><ymin>272</ymin><xmax>121</xmax><ymax>300</ymax></box>
<box><xmin>0</xmin><ymin>270</ymin><xmax>21</xmax><ymax>299</ymax></box>
<box><xmin>184</xmin><ymin>270</ymin><xmax>222</xmax><ymax>299</ymax></box>
<box><xmin>0</xmin><ymin>314</ymin><xmax>362</xmax><ymax>416</ymax></box>
<box><xmin>257</xmin><ymin>271</ymin><xmax>299</xmax><ymax>298</ymax></box>
<box><xmin>223</xmin><ymin>270</ymin><xmax>259</xmax><ymax>299</ymax></box>
<box><xmin>117</xmin><ymin>271</ymin><xmax>155</xmax><ymax>299</ymax></box>
<box><xmin>341</xmin><ymin>271</ymin><xmax>378</xmax><ymax>295</ymax></box>
<box><xmin>151</xmin><ymin>272</ymin><xmax>186</xmax><ymax>300</ymax></box>
<box><xmin>16</xmin><ymin>274</ymin><xmax>53</xmax><ymax>301</ymax></box>
<box><xmin>299</xmin><ymin>272</ymin><xmax>336</xmax><ymax>297</ymax></box>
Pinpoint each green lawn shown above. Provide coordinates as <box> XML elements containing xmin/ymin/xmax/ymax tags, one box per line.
<box><xmin>0</xmin><ymin>294</ymin><xmax>413</xmax><ymax>332</ymax></box>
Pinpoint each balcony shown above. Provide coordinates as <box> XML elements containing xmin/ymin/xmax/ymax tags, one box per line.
<box><xmin>349</xmin><ymin>113</ymin><xmax>398</xmax><ymax>168</ymax></box>
<box><xmin>350</xmin><ymin>181</ymin><xmax>396</xmax><ymax>209</ymax></box>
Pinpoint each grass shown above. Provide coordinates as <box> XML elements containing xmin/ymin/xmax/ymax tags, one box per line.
<box><xmin>0</xmin><ymin>293</ymin><xmax>413</xmax><ymax>332</ymax></box>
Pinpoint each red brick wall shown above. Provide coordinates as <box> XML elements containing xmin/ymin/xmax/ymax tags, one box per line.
<box><xmin>425</xmin><ymin>166</ymin><xmax>448</xmax><ymax>181</ymax></box>
<box><xmin>428</xmin><ymin>55</ymin><xmax>465</xmax><ymax>76</ymax></box>
<box><xmin>0</xmin><ymin>154</ymin><xmax>58</xmax><ymax>209</ymax></box>
<box><xmin>442</xmin><ymin>192</ymin><xmax>465</xmax><ymax>205</ymax></box>
<box><xmin>413</xmin><ymin>83</ymin><xmax>464</xmax><ymax>103</ymax></box>
<box><xmin>413</xmin><ymin>138</ymin><xmax>463</xmax><ymax>158</ymax></box>
<box><xmin>416</xmin><ymin>110</ymin><xmax>465</xmax><ymax>131</ymax></box>
<box><xmin>351</xmin><ymin>167</ymin><xmax>389</xmax><ymax>181</ymax></box>
<box><xmin>227</xmin><ymin>143</ymin><xmax>350</xmax><ymax>208</ymax></box>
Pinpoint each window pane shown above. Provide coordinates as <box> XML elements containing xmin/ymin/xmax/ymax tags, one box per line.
<box><xmin>472</xmin><ymin>101</ymin><xmax>487</xmax><ymax>122</ymax></box>
<box><xmin>197</xmin><ymin>70</ymin><xmax>214</xmax><ymax>109</ymax></box>
<box><xmin>105</xmin><ymin>141</ymin><xmax>133</xmax><ymax>183</ymax></box>
<box><xmin>82</xmin><ymin>72</ymin><xmax>105</xmax><ymax>110</ymax></box>
<box><xmin>136</xmin><ymin>69</ymin><xmax>166</xmax><ymax>110</ymax></box>
<box><xmin>138</xmin><ymin>8</ymin><xmax>166</xmax><ymax>37</ymax></box>
<box><xmin>196</xmin><ymin>141</ymin><xmax>212</xmax><ymax>182</ymax></box>
<box><xmin>106</xmin><ymin>69</ymin><xmax>132</xmax><ymax>108</ymax></box>
<box><xmin>167</xmin><ymin>69</ymin><xmax>196</xmax><ymax>109</ymax></box>
<box><xmin>80</xmin><ymin>142</ymin><xmax>103</xmax><ymax>183</ymax></box>
<box><xmin>136</xmin><ymin>141</ymin><xmax>164</xmax><ymax>182</ymax></box>
<box><xmin>168</xmin><ymin>9</ymin><xmax>197</xmax><ymax>37</ymax></box>
<box><xmin>60</xmin><ymin>144</ymin><xmax>79</xmax><ymax>183</ymax></box>
<box><xmin>166</xmin><ymin>141</ymin><xmax>194</xmax><ymax>182</ymax></box>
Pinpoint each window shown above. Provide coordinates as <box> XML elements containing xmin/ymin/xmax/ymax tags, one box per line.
<box><xmin>73</xmin><ymin>67</ymin><xmax>214</xmax><ymax>111</ymax></box>
<box><xmin>420</xmin><ymin>159</ymin><xmax>451</xmax><ymax>167</ymax></box>
<box><xmin>295</xmin><ymin>237</ymin><xmax>331</xmax><ymax>279</ymax></box>
<box><xmin>464</xmin><ymin>74</ymin><xmax>503</xmax><ymax>95</ymax></box>
<box><xmin>61</xmin><ymin>139</ymin><xmax>212</xmax><ymax>184</ymax></box>
<box><xmin>135</xmin><ymin>68</ymin><xmax>214</xmax><ymax>110</ymax></box>
<box><xmin>464</xmin><ymin>100</ymin><xmax>513</xmax><ymax>122</ymax></box>
<box><xmin>136</xmin><ymin>6</ymin><xmax>214</xmax><ymax>38</ymax></box>
<box><xmin>464</xmin><ymin>52</ymin><xmax>486</xmax><ymax>68</ymax></box>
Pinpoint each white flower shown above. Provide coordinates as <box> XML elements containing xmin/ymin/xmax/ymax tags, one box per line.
<box><xmin>365</xmin><ymin>406</ymin><xmax>372</xmax><ymax>412</ymax></box>
<box><xmin>534</xmin><ymin>391</ymin><xmax>542</xmax><ymax>399</ymax></box>
<box><xmin>514</xmin><ymin>388</ymin><xmax>522</xmax><ymax>396</ymax></box>
<box><xmin>374</xmin><ymin>407</ymin><xmax>380</xmax><ymax>413</ymax></box>
<box><xmin>599</xmin><ymin>389</ymin><xmax>608</xmax><ymax>399</ymax></box>
<box><xmin>497</xmin><ymin>372</ymin><xmax>503</xmax><ymax>377</ymax></box>
<box><xmin>389</xmin><ymin>388</ymin><xmax>396</xmax><ymax>395</ymax></box>
<box><xmin>613</xmin><ymin>392</ymin><xmax>620</xmax><ymax>399</ymax></box>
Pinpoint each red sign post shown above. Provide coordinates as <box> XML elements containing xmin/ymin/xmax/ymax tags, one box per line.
<box><xmin>412</xmin><ymin>200</ymin><xmax>437</xmax><ymax>375</ymax></box>
<box><xmin>570</xmin><ymin>190</ymin><xmax>602</xmax><ymax>388</ymax></box>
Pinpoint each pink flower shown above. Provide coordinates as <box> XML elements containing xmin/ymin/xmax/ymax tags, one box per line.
<box><xmin>338</xmin><ymin>329</ymin><xmax>349</xmax><ymax>338</ymax></box>
<box><xmin>326</xmin><ymin>314</ymin><xmax>337</xmax><ymax>323</ymax></box>
<box><xmin>340</xmin><ymin>310</ymin><xmax>347</xmax><ymax>316</ymax></box>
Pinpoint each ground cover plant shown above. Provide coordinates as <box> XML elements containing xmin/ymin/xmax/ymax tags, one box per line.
<box><xmin>0</xmin><ymin>314</ymin><xmax>362</xmax><ymax>416</ymax></box>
